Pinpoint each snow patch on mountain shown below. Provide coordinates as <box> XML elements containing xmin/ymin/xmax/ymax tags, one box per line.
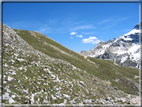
<box><xmin>124</xmin><ymin>29</ymin><xmax>140</xmax><ymax>37</ymax></box>
<box><xmin>80</xmin><ymin>22</ymin><xmax>140</xmax><ymax>69</ymax></box>
<box><xmin>121</xmin><ymin>56</ymin><xmax>128</xmax><ymax>63</ymax></box>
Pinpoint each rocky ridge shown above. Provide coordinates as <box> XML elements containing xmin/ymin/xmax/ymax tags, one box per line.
<box><xmin>2</xmin><ymin>24</ymin><xmax>140</xmax><ymax>105</ymax></box>
<box><xmin>80</xmin><ymin>22</ymin><xmax>141</xmax><ymax>69</ymax></box>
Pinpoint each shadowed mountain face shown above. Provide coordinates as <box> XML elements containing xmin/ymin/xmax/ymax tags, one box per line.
<box><xmin>2</xmin><ymin>24</ymin><xmax>140</xmax><ymax>105</ymax></box>
<box><xmin>80</xmin><ymin>22</ymin><xmax>141</xmax><ymax>69</ymax></box>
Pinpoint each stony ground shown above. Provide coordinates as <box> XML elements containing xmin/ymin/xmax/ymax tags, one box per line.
<box><xmin>2</xmin><ymin>24</ymin><xmax>140</xmax><ymax>106</ymax></box>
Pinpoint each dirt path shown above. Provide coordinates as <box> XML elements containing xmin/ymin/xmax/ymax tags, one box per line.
<box><xmin>82</xmin><ymin>55</ymin><xmax>99</xmax><ymax>68</ymax></box>
<box><xmin>83</xmin><ymin>56</ymin><xmax>88</xmax><ymax>59</ymax></box>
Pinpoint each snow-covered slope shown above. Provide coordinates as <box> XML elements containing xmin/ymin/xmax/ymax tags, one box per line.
<box><xmin>80</xmin><ymin>22</ymin><xmax>140</xmax><ymax>69</ymax></box>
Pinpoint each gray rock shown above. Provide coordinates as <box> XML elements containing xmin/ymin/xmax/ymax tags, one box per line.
<box><xmin>43</xmin><ymin>76</ymin><xmax>47</xmax><ymax>79</ymax></box>
<box><xmin>114</xmin><ymin>87</ymin><xmax>118</xmax><ymax>90</ymax></box>
<box><xmin>80</xmin><ymin>81</ymin><xmax>85</xmax><ymax>85</ymax></box>
<box><xmin>105</xmin><ymin>96</ymin><xmax>111</xmax><ymax>101</ymax></box>
<box><xmin>17</xmin><ymin>58</ymin><xmax>25</xmax><ymax>62</ymax></box>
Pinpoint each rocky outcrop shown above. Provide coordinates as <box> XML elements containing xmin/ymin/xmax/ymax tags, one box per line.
<box><xmin>80</xmin><ymin>22</ymin><xmax>140</xmax><ymax>69</ymax></box>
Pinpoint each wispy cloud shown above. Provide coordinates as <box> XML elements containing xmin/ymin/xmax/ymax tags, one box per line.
<box><xmin>82</xmin><ymin>32</ymin><xmax>96</xmax><ymax>35</ymax></box>
<box><xmin>76</xmin><ymin>35</ymin><xmax>83</xmax><ymax>38</ymax></box>
<box><xmin>98</xmin><ymin>19</ymin><xmax>110</xmax><ymax>25</ymax></box>
<box><xmin>5</xmin><ymin>21</ymin><xmax>31</xmax><ymax>29</ymax></box>
<box><xmin>60</xmin><ymin>17</ymin><xmax>76</xmax><ymax>26</ymax></box>
<box><xmin>38</xmin><ymin>25</ymin><xmax>52</xmax><ymax>33</ymax></box>
<box><xmin>82</xmin><ymin>36</ymin><xmax>100</xmax><ymax>44</ymax></box>
<box><xmin>70</xmin><ymin>32</ymin><xmax>77</xmax><ymax>35</ymax></box>
<box><xmin>70</xmin><ymin>37</ymin><xmax>73</xmax><ymax>39</ymax></box>
<box><xmin>101</xmin><ymin>16</ymin><xmax>132</xmax><ymax>30</ymax></box>
<box><xmin>119</xmin><ymin>17</ymin><xmax>131</xmax><ymax>21</ymax></box>
<box><xmin>71</xmin><ymin>25</ymin><xmax>95</xmax><ymax>31</ymax></box>
<box><xmin>60</xmin><ymin>17</ymin><xmax>86</xmax><ymax>27</ymax></box>
<box><xmin>49</xmin><ymin>19</ymin><xmax>59</xmax><ymax>25</ymax></box>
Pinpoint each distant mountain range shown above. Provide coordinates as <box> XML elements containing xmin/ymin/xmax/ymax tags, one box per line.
<box><xmin>2</xmin><ymin>23</ymin><xmax>140</xmax><ymax>105</ymax></box>
<box><xmin>80</xmin><ymin>22</ymin><xmax>141</xmax><ymax>69</ymax></box>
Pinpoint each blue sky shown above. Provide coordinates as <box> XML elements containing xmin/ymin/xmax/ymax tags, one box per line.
<box><xmin>3</xmin><ymin>3</ymin><xmax>139</xmax><ymax>53</ymax></box>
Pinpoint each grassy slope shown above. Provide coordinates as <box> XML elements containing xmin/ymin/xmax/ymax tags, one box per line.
<box><xmin>13</xmin><ymin>29</ymin><xmax>139</xmax><ymax>95</ymax></box>
<box><xmin>3</xmin><ymin>44</ymin><xmax>130</xmax><ymax>104</ymax></box>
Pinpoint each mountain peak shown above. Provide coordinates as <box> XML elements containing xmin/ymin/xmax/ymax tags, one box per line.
<box><xmin>133</xmin><ymin>21</ymin><xmax>142</xmax><ymax>30</ymax></box>
<box><xmin>80</xmin><ymin>23</ymin><xmax>140</xmax><ymax>69</ymax></box>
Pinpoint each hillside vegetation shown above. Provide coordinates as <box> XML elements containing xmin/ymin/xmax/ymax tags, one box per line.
<box><xmin>14</xmin><ymin>29</ymin><xmax>139</xmax><ymax>95</ymax></box>
<box><xmin>2</xmin><ymin>24</ymin><xmax>140</xmax><ymax>105</ymax></box>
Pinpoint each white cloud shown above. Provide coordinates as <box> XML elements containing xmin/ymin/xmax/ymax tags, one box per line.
<box><xmin>71</xmin><ymin>25</ymin><xmax>95</xmax><ymax>31</ymax></box>
<box><xmin>70</xmin><ymin>32</ymin><xmax>77</xmax><ymax>35</ymax></box>
<box><xmin>82</xmin><ymin>36</ymin><xmax>100</xmax><ymax>44</ymax></box>
<box><xmin>76</xmin><ymin>35</ymin><xmax>83</xmax><ymax>38</ymax></box>
<box><xmin>92</xmin><ymin>40</ymin><xmax>101</xmax><ymax>44</ymax></box>
<box><xmin>70</xmin><ymin>37</ymin><xmax>73</xmax><ymax>39</ymax></box>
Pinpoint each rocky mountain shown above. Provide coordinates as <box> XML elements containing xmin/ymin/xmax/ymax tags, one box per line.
<box><xmin>2</xmin><ymin>23</ymin><xmax>140</xmax><ymax>105</ymax></box>
<box><xmin>80</xmin><ymin>22</ymin><xmax>141</xmax><ymax>69</ymax></box>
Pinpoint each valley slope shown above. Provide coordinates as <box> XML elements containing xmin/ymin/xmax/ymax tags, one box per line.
<box><xmin>2</xmin><ymin>24</ymin><xmax>140</xmax><ymax>105</ymax></box>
